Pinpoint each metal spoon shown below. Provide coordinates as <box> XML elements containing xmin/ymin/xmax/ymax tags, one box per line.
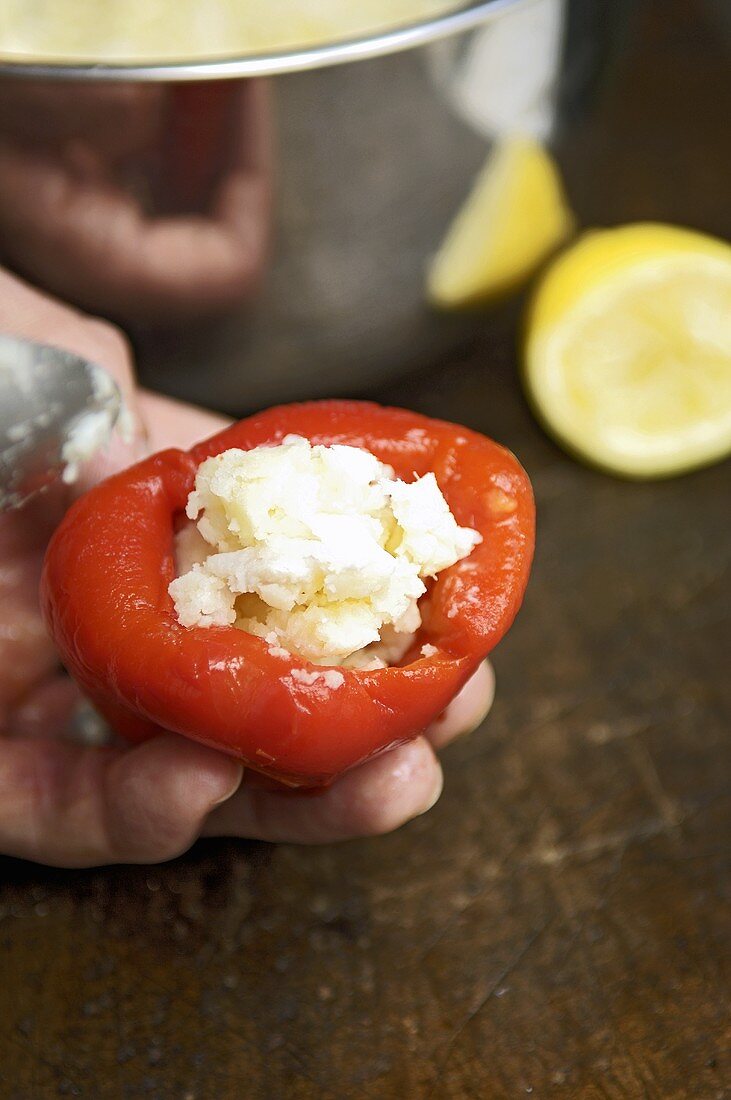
<box><xmin>0</xmin><ymin>333</ymin><xmax>121</xmax><ymax>511</ymax></box>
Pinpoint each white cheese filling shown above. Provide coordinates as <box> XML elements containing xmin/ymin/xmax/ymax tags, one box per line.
<box><xmin>169</xmin><ymin>435</ymin><xmax>481</xmax><ymax>666</ymax></box>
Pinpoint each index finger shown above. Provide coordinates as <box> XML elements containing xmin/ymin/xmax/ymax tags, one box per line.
<box><xmin>0</xmin><ymin>732</ymin><xmax>242</xmax><ymax>867</ymax></box>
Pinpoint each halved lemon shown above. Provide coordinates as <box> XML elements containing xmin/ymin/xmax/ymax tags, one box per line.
<box><xmin>427</xmin><ymin>135</ymin><xmax>574</xmax><ymax>308</ymax></box>
<box><xmin>524</xmin><ymin>223</ymin><xmax>731</xmax><ymax>478</ymax></box>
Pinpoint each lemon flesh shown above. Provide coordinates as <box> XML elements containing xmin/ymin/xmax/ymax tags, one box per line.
<box><xmin>524</xmin><ymin>224</ymin><xmax>731</xmax><ymax>479</ymax></box>
<box><xmin>428</xmin><ymin>136</ymin><xmax>574</xmax><ymax>309</ymax></box>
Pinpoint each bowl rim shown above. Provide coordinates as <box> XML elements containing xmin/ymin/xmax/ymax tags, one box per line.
<box><xmin>0</xmin><ymin>0</ymin><xmax>526</xmax><ymax>81</ymax></box>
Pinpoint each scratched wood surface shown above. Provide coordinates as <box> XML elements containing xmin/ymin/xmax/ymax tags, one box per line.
<box><xmin>1</xmin><ymin>2</ymin><xmax>729</xmax><ymax>1097</ymax></box>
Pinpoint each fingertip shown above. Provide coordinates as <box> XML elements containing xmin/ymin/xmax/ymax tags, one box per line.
<box><xmin>328</xmin><ymin>737</ymin><xmax>443</xmax><ymax>838</ymax></box>
<box><xmin>107</xmin><ymin>734</ymin><xmax>243</xmax><ymax>863</ymax></box>
<box><xmin>205</xmin><ymin>736</ymin><xmax>444</xmax><ymax>845</ymax></box>
<box><xmin>137</xmin><ymin>733</ymin><xmax>244</xmax><ymax>812</ymax></box>
<box><xmin>427</xmin><ymin>660</ymin><xmax>495</xmax><ymax>749</ymax></box>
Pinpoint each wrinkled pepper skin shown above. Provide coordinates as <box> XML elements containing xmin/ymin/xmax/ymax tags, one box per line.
<box><xmin>42</xmin><ymin>401</ymin><xmax>535</xmax><ymax>787</ymax></box>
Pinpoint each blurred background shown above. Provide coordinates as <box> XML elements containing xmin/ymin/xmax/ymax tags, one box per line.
<box><xmin>0</xmin><ymin>0</ymin><xmax>641</xmax><ymax>409</ymax></box>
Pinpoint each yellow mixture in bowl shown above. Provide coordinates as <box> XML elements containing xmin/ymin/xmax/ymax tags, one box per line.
<box><xmin>0</xmin><ymin>0</ymin><xmax>466</xmax><ymax>64</ymax></box>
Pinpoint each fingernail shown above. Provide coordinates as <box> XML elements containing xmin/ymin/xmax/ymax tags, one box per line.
<box><xmin>447</xmin><ymin>660</ymin><xmax>496</xmax><ymax>739</ymax></box>
<box><xmin>129</xmin><ymin>432</ymin><xmax>151</xmax><ymax>464</ymax></box>
<box><xmin>210</xmin><ymin>762</ymin><xmax>245</xmax><ymax>807</ymax></box>
<box><xmin>120</xmin><ymin>421</ymin><xmax>151</xmax><ymax>465</ymax></box>
<box><xmin>74</xmin><ymin>426</ymin><xmax>149</xmax><ymax>495</ymax></box>
<box><xmin>114</xmin><ymin>402</ymin><xmax>150</xmax><ymax>462</ymax></box>
<box><xmin>419</xmin><ymin>769</ymin><xmax>444</xmax><ymax>816</ymax></box>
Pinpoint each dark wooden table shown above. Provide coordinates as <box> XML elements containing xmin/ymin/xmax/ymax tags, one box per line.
<box><xmin>1</xmin><ymin>3</ymin><xmax>729</xmax><ymax>1096</ymax></box>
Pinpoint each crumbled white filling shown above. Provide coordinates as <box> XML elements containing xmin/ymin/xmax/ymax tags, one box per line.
<box><xmin>290</xmin><ymin>668</ymin><xmax>345</xmax><ymax>689</ymax></box>
<box><xmin>169</xmin><ymin>435</ymin><xmax>481</xmax><ymax>666</ymax></box>
<box><xmin>265</xmin><ymin>631</ymin><xmax>291</xmax><ymax>659</ymax></box>
<box><xmin>61</xmin><ymin>408</ymin><xmax>116</xmax><ymax>484</ymax></box>
<box><xmin>61</xmin><ymin>368</ymin><xmax>132</xmax><ymax>484</ymax></box>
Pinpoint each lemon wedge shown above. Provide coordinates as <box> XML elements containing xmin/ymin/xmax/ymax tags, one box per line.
<box><xmin>524</xmin><ymin>223</ymin><xmax>731</xmax><ymax>478</ymax></box>
<box><xmin>428</xmin><ymin>136</ymin><xmax>574</xmax><ymax>308</ymax></box>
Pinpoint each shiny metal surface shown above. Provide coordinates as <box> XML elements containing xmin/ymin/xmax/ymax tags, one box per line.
<box><xmin>0</xmin><ymin>0</ymin><xmax>522</xmax><ymax>81</ymax></box>
<box><xmin>0</xmin><ymin>335</ymin><xmax>120</xmax><ymax>511</ymax></box>
<box><xmin>139</xmin><ymin>0</ymin><xmax>609</xmax><ymax>411</ymax></box>
<box><xmin>140</xmin><ymin>45</ymin><xmax>493</xmax><ymax>409</ymax></box>
<box><xmin>0</xmin><ymin>1</ymin><xmax>626</xmax><ymax>411</ymax></box>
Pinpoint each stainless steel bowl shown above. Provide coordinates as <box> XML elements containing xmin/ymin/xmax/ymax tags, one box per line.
<box><xmin>0</xmin><ymin>0</ymin><xmax>627</xmax><ymax>411</ymax></box>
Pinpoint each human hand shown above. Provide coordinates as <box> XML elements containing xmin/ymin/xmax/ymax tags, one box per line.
<box><xmin>0</xmin><ymin>270</ymin><xmax>495</xmax><ymax>866</ymax></box>
<box><xmin>0</xmin><ymin>80</ymin><xmax>271</xmax><ymax>325</ymax></box>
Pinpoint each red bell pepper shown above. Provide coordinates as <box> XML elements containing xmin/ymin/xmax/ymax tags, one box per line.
<box><xmin>42</xmin><ymin>401</ymin><xmax>534</xmax><ymax>787</ymax></box>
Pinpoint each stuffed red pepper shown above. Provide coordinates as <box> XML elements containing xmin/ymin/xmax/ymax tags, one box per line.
<box><xmin>42</xmin><ymin>400</ymin><xmax>534</xmax><ymax>786</ymax></box>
